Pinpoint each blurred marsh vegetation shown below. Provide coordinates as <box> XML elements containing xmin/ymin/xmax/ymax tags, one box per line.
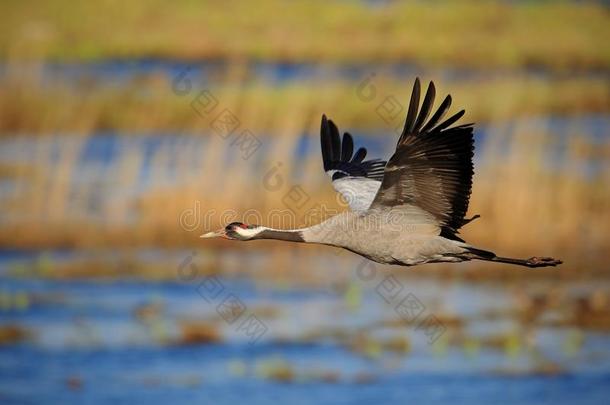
<box><xmin>0</xmin><ymin>1</ymin><xmax>608</xmax><ymax>271</ymax></box>
<box><xmin>0</xmin><ymin>1</ymin><xmax>610</xmax><ymax>403</ymax></box>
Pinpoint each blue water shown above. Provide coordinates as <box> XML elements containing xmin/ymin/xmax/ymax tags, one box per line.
<box><xmin>1</xmin><ymin>251</ymin><xmax>610</xmax><ymax>404</ymax></box>
<box><xmin>3</xmin><ymin>346</ymin><xmax>609</xmax><ymax>405</ymax></box>
<box><xmin>2</xmin><ymin>59</ymin><xmax>608</xmax><ymax>86</ymax></box>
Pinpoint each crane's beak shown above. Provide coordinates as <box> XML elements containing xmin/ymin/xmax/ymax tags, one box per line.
<box><xmin>200</xmin><ymin>229</ymin><xmax>226</xmax><ymax>239</ymax></box>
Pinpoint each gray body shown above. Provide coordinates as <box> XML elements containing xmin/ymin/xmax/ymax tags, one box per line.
<box><xmin>303</xmin><ymin>210</ymin><xmax>466</xmax><ymax>266</ymax></box>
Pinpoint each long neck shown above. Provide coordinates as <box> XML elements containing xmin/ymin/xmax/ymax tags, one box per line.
<box><xmin>250</xmin><ymin>219</ymin><xmax>338</xmax><ymax>244</ymax></box>
<box><xmin>252</xmin><ymin>227</ymin><xmax>306</xmax><ymax>242</ymax></box>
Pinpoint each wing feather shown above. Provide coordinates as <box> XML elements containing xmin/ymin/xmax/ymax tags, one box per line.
<box><xmin>320</xmin><ymin>115</ymin><xmax>387</xmax><ymax>214</ymax></box>
<box><xmin>352</xmin><ymin>147</ymin><xmax>367</xmax><ymax>163</ymax></box>
<box><xmin>412</xmin><ymin>81</ymin><xmax>436</xmax><ymax>132</ymax></box>
<box><xmin>402</xmin><ymin>78</ymin><xmax>421</xmax><ymax>135</ymax></box>
<box><xmin>421</xmin><ymin>94</ymin><xmax>451</xmax><ymax>133</ymax></box>
<box><xmin>341</xmin><ymin>133</ymin><xmax>354</xmax><ymax>162</ymax></box>
<box><xmin>369</xmin><ymin>79</ymin><xmax>475</xmax><ymax>239</ymax></box>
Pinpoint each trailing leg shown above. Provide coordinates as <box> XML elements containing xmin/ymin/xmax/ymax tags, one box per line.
<box><xmin>464</xmin><ymin>246</ymin><xmax>562</xmax><ymax>268</ymax></box>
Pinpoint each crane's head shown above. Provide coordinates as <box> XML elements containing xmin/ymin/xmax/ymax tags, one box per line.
<box><xmin>200</xmin><ymin>222</ymin><xmax>262</xmax><ymax>241</ymax></box>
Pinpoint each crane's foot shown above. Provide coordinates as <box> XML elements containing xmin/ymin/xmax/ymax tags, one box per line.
<box><xmin>526</xmin><ymin>256</ymin><xmax>562</xmax><ymax>267</ymax></box>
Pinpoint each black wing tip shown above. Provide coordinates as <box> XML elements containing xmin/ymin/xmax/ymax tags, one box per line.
<box><xmin>401</xmin><ymin>78</ymin><xmax>472</xmax><ymax>136</ymax></box>
<box><xmin>327</xmin><ymin>118</ymin><xmax>339</xmax><ymax>133</ymax></box>
<box><xmin>320</xmin><ymin>114</ymin><xmax>332</xmax><ymax>171</ymax></box>
<box><xmin>320</xmin><ymin>114</ymin><xmax>329</xmax><ymax>136</ymax></box>
<box><xmin>412</xmin><ymin>80</ymin><xmax>437</xmax><ymax>132</ymax></box>
<box><xmin>352</xmin><ymin>147</ymin><xmax>367</xmax><ymax>163</ymax></box>
<box><xmin>400</xmin><ymin>77</ymin><xmax>461</xmax><ymax>140</ymax></box>
<box><xmin>341</xmin><ymin>132</ymin><xmax>354</xmax><ymax>162</ymax></box>
<box><xmin>320</xmin><ymin>114</ymin><xmax>328</xmax><ymax>131</ymax></box>
<box><xmin>435</xmin><ymin>109</ymin><xmax>466</xmax><ymax>132</ymax></box>
<box><xmin>320</xmin><ymin>115</ymin><xmax>354</xmax><ymax>170</ymax></box>
<box><xmin>403</xmin><ymin>78</ymin><xmax>422</xmax><ymax>134</ymax></box>
<box><xmin>319</xmin><ymin>117</ymin><xmax>385</xmax><ymax>180</ymax></box>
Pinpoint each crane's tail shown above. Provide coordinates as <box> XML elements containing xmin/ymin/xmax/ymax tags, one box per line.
<box><xmin>465</xmin><ymin>247</ymin><xmax>562</xmax><ymax>268</ymax></box>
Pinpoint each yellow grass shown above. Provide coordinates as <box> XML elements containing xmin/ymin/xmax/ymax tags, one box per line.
<box><xmin>0</xmin><ymin>69</ymin><xmax>608</xmax><ymax>134</ymax></box>
<box><xmin>1</xmin><ymin>0</ymin><xmax>608</xmax><ymax>70</ymax></box>
<box><xmin>1</xmin><ymin>118</ymin><xmax>608</xmax><ymax>274</ymax></box>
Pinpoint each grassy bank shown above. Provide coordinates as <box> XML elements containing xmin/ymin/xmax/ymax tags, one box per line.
<box><xmin>1</xmin><ymin>0</ymin><xmax>609</xmax><ymax>71</ymax></box>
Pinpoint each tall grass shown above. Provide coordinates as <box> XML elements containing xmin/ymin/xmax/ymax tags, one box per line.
<box><xmin>1</xmin><ymin>116</ymin><xmax>608</xmax><ymax>273</ymax></box>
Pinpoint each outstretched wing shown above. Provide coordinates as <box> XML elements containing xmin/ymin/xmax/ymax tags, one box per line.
<box><xmin>320</xmin><ymin>114</ymin><xmax>387</xmax><ymax>214</ymax></box>
<box><xmin>368</xmin><ymin>78</ymin><xmax>475</xmax><ymax>241</ymax></box>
